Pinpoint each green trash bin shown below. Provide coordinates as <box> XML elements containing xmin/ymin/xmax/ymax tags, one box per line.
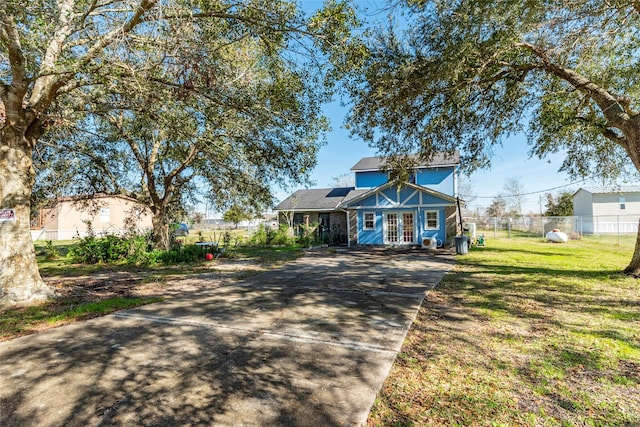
<box><xmin>454</xmin><ymin>236</ymin><xmax>468</xmax><ymax>255</ymax></box>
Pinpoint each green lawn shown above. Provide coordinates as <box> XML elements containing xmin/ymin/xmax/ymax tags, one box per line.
<box><xmin>368</xmin><ymin>232</ymin><xmax>640</xmax><ymax>426</ymax></box>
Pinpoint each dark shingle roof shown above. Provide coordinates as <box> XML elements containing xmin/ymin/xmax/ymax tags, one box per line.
<box><xmin>274</xmin><ymin>187</ymin><xmax>368</xmax><ymax>211</ymax></box>
<box><xmin>350</xmin><ymin>152</ymin><xmax>460</xmax><ymax>171</ymax></box>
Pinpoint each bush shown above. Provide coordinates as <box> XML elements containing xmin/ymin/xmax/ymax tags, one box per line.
<box><xmin>44</xmin><ymin>240</ymin><xmax>59</xmax><ymax>260</ymax></box>
<box><xmin>69</xmin><ymin>230</ymin><xmax>154</xmax><ymax>264</ymax></box>
<box><xmin>158</xmin><ymin>244</ymin><xmax>204</xmax><ymax>264</ymax></box>
<box><xmin>249</xmin><ymin>224</ymin><xmax>268</xmax><ymax>246</ymax></box>
<box><xmin>68</xmin><ymin>234</ymin><xmax>102</xmax><ymax>264</ymax></box>
<box><xmin>249</xmin><ymin>224</ymin><xmax>295</xmax><ymax>246</ymax></box>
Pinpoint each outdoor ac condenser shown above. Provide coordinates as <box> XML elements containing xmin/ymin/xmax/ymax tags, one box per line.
<box><xmin>421</xmin><ymin>236</ymin><xmax>437</xmax><ymax>249</ymax></box>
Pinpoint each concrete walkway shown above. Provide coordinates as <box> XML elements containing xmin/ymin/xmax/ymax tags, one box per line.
<box><xmin>0</xmin><ymin>248</ymin><xmax>454</xmax><ymax>427</ymax></box>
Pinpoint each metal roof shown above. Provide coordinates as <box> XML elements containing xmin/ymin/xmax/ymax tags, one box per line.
<box><xmin>578</xmin><ymin>185</ymin><xmax>640</xmax><ymax>194</ymax></box>
<box><xmin>350</xmin><ymin>152</ymin><xmax>460</xmax><ymax>171</ymax></box>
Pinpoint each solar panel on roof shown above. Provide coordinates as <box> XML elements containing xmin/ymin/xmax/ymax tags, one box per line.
<box><xmin>326</xmin><ymin>187</ymin><xmax>353</xmax><ymax>197</ymax></box>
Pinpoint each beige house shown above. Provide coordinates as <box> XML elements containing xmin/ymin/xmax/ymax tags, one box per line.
<box><xmin>31</xmin><ymin>195</ymin><xmax>153</xmax><ymax>241</ymax></box>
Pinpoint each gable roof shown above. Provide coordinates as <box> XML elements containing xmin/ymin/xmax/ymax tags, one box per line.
<box><xmin>339</xmin><ymin>180</ymin><xmax>458</xmax><ymax>208</ymax></box>
<box><xmin>350</xmin><ymin>152</ymin><xmax>460</xmax><ymax>172</ymax></box>
<box><xmin>577</xmin><ymin>185</ymin><xmax>640</xmax><ymax>195</ymax></box>
<box><xmin>274</xmin><ymin>187</ymin><xmax>368</xmax><ymax>211</ymax></box>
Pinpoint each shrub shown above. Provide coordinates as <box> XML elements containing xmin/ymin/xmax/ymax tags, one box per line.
<box><xmin>44</xmin><ymin>240</ymin><xmax>59</xmax><ymax>260</ymax></box>
<box><xmin>250</xmin><ymin>224</ymin><xmax>268</xmax><ymax>246</ymax></box>
<box><xmin>68</xmin><ymin>234</ymin><xmax>102</xmax><ymax>264</ymax></box>
<box><xmin>223</xmin><ymin>230</ymin><xmax>232</xmax><ymax>248</ymax></box>
<box><xmin>69</xmin><ymin>230</ymin><xmax>154</xmax><ymax>264</ymax></box>
<box><xmin>158</xmin><ymin>244</ymin><xmax>204</xmax><ymax>264</ymax></box>
<box><xmin>270</xmin><ymin>224</ymin><xmax>293</xmax><ymax>245</ymax></box>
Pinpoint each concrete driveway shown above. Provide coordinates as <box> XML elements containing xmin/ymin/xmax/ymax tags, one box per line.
<box><xmin>0</xmin><ymin>248</ymin><xmax>454</xmax><ymax>427</ymax></box>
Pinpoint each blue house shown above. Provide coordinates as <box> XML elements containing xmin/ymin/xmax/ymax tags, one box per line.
<box><xmin>275</xmin><ymin>153</ymin><xmax>461</xmax><ymax>248</ymax></box>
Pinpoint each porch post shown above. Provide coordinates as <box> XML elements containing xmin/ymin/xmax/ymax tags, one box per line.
<box><xmin>346</xmin><ymin>210</ymin><xmax>351</xmax><ymax>247</ymax></box>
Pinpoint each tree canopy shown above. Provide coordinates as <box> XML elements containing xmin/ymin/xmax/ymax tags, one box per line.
<box><xmin>545</xmin><ymin>191</ymin><xmax>574</xmax><ymax>217</ymax></box>
<box><xmin>223</xmin><ymin>205</ymin><xmax>253</xmax><ymax>228</ymax></box>
<box><xmin>347</xmin><ymin>0</ymin><xmax>640</xmax><ymax>273</ymax></box>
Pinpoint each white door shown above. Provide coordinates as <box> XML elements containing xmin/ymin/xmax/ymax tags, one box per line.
<box><xmin>385</xmin><ymin>212</ymin><xmax>415</xmax><ymax>244</ymax></box>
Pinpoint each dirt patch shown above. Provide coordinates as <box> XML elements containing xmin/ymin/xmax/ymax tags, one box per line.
<box><xmin>43</xmin><ymin>260</ymin><xmax>269</xmax><ymax>302</ymax></box>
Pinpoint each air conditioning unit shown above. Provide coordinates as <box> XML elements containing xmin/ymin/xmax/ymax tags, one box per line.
<box><xmin>421</xmin><ymin>236</ymin><xmax>437</xmax><ymax>249</ymax></box>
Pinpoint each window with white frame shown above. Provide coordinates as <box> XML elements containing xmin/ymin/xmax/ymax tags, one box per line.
<box><xmin>363</xmin><ymin>212</ymin><xmax>375</xmax><ymax>230</ymax></box>
<box><xmin>620</xmin><ymin>197</ymin><xmax>626</xmax><ymax>210</ymax></box>
<box><xmin>425</xmin><ymin>210</ymin><xmax>438</xmax><ymax>229</ymax></box>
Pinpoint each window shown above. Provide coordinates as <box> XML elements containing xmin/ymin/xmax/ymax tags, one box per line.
<box><xmin>99</xmin><ymin>208</ymin><xmax>110</xmax><ymax>223</ymax></box>
<box><xmin>386</xmin><ymin>213</ymin><xmax>398</xmax><ymax>242</ymax></box>
<box><xmin>402</xmin><ymin>213</ymin><xmax>414</xmax><ymax>242</ymax></box>
<box><xmin>620</xmin><ymin>197</ymin><xmax>626</xmax><ymax>210</ymax></box>
<box><xmin>363</xmin><ymin>212</ymin><xmax>375</xmax><ymax>230</ymax></box>
<box><xmin>425</xmin><ymin>210</ymin><xmax>438</xmax><ymax>229</ymax></box>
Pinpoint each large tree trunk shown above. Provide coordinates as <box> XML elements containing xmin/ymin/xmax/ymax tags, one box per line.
<box><xmin>0</xmin><ymin>133</ymin><xmax>55</xmax><ymax>305</ymax></box>
<box><xmin>624</xmin><ymin>218</ymin><xmax>640</xmax><ymax>275</ymax></box>
<box><xmin>151</xmin><ymin>212</ymin><xmax>170</xmax><ymax>251</ymax></box>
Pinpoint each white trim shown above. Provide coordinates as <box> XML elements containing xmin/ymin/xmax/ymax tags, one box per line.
<box><xmin>425</xmin><ymin>210</ymin><xmax>439</xmax><ymax>230</ymax></box>
<box><xmin>403</xmin><ymin>189</ymin><xmax>419</xmax><ymax>205</ymax></box>
<box><xmin>379</xmin><ymin>191</ymin><xmax>396</xmax><ymax>206</ymax></box>
<box><xmin>348</xmin><ymin>203</ymin><xmax>451</xmax><ymax>210</ymax></box>
<box><xmin>362</xmin><ymin>211</ymin><xmax>375</xmax><ymax>230</ymax></box>
<box><xmin>383</xmin><ymin>210</ymin><xmax>417</xmax><ymax>245</ymax></box>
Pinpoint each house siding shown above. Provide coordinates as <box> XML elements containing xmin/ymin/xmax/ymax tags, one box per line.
<box><xmin>591</xmin><ymin>193</ymin><xmax>640</xmax><ymax>216</ymax></box>
<box><xmin>573</xmin><ymin>189</ymin><xmax>594</xmax><ymax>217</ymax></box>
<box><xmin>357</xmin><ymin>211</ymin><xmax>384</xmax><ymax>245</ymax></box>
<box><xmin>355</xmin><ymin>171</ymin><xmax>388</xmax><ymax>189</ymax></box>
<box><xmin>33</xmin><ymin>196</ymin><xmax>152</xmax><ymax>240</ymax></box>
<box><xmin>355</xmin><ymin>166</ymin><xmax>457</xmax><ymax>194</ymax></box>
<box><xmin>415</xmin><ymin>167</ymin><xmax>456</xmax><ymax>195</ymax></box>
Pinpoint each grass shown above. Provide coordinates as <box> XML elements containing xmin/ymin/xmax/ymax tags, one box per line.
<box><xmin>367</xmin><ymin>232</ymin><xmax>640</xmax><ymax>426</ymax></box>
<box><xmin>0</xmin><ymin>296</ymin><xmax>163</xmax><ymax>341</ymax></box>
<box><xmin>33</xmin><ymin>240</ymin><xmax>306</xmax><ymax>275</ymax></box>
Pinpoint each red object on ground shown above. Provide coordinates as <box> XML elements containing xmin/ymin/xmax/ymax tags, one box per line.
<box><xmin>205</xmin><ymin>253</ymin><xmax>214</xmax><ymax>261</ymax></box>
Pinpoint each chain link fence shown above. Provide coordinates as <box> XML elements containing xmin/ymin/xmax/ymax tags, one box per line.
<box><xmin>463</xmin><ymin>214</ymin><xmax>640</xmax><ymax>239</ymax></box>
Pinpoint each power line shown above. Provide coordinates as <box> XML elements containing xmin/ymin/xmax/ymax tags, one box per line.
<box><xmin>459</xmin><ymin>179</ymin><xmax>588</xmax><ymax>200</ymax></box>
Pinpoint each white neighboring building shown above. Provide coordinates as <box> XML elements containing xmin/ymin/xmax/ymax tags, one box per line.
<box><xmin>573</xmin><ymin>186</ymin><xmax>640</xmax><ymax>234</ymax></box>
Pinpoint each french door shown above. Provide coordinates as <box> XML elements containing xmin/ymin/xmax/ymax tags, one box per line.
<box><xmin>385</xmin><ymin>212</ymin><xmax>415</xmax><ymax>244</ymax></box>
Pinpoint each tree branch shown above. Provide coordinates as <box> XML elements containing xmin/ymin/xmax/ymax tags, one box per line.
<box><xmin>30</xmin><ymin>0</ymin><xmax>76</xmax><ymax>107</ymax></box>
<box><xmin>0</xmin><ymin>10</ymin><xmax>28</xmax><ymax>101</ymax></box>
<box><xmin>515</xmin><ymin>41</ymin><xmax>632</xmax><ymax>127</ymax></box>
<box><xmin>164</xmin><ymin>144</ymin><xmax>199</xmax><ymax>193</ymax></box>
<box><xmin>29</xmin><ymin>0</ymin><xmax>159</xmax><ymax>115</ymax></box>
